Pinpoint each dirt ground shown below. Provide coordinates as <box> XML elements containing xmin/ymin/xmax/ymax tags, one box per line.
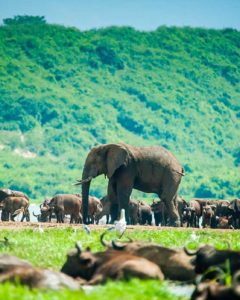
<box><xmin>0</xmin><ymin>221</ymin><xmax>233</xmax><ymax>232</ymax></box>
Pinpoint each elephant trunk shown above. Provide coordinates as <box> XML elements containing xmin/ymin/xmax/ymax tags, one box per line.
<box><xmin>82</xmin><ymin>167</ymin><xmax>92</xmax><ymax>224</ymax></box>
<box><xmin>81</xmin><ymin>162</ymin><xmax>101</xmax><ymax>224</ymax></box>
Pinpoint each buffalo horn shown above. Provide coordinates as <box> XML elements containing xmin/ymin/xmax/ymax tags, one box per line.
<box><xmin>32</xmin><ymin>211</ymin><xmax>40</xmax><ymax>217</ymax></box>
<box><xmin>112</xmin><ymin>240</ymin><xmax>126</xmax><ymax>250</ymax></box>
<box><xmin>184</xmin><ymin>246</ymin><xmax>198</xmax><ymax>256</ymax></box>
<box><xmin>100</xmin><ymin>227</ymin><xmax>115</xmax><ymax>247</ymax></box>
<box><xmin>75</xmin><ymin>242</ymin><xmax>82</xmax><ymax>254</ymax></box>
<box><xmin>232</xmin><ymin>270</ymin><xmax>240</xmax><ymax>295</ymax></box>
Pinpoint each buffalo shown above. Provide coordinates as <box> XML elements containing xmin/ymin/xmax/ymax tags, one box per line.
<box><xmin>182</xmin><ymin>199</ymin><xmax>201</xmax><ymax>227</ymax></box>
<box><xmin>138</xmin><ymin>201</ymin><xmax>152</xmax><ymax>225</ymax></box>
<box><xmin>101</xmin><ymin>231</ymin><xmax>195</xmax><ymax>281</ymax></box>
<box><xmin>151</xmin><ymin>199</ymin><xmax>168</xmax><ymax>226</ymax></box>
<box><xmin>34</xmin><ymin>194</ymin><xmax>82</xmax><ymax>223</ymax></box>
<box><xmin>191</xmin><ymin>272</ymin><xmax>240</xmax><ymax>300</ymax></box>
<box><xmin>61</xmin><ymin>243</ymin><xmax>164</xmax><ymax>284</ymax></box>
<box><xmin>185</xmin><ymin>244</ymin><xmax>240</xmax><ymax>275</ymax></box>
<box><xmin>95</xmin><ymin>196</ymin><xmax>111</xmax><ymax>224</ymax></box>
<box><xmin>83</xmin><ymin>196</ymin><xmax>102</xmax><ymax>224</ymax></box>
<box><xmin>202</xmin><ymin>205</ymin><xmax>216</xmax><ymax>228</ymax></box>
<box><xmin>228</xmin><ymin>199</ymin><xmax>240</xmax><ymax>229</ymax></box>
<box><xmin>0</xmin><ymin>254</ymin><xmax>79</xmax><ymax>290</ymax></box>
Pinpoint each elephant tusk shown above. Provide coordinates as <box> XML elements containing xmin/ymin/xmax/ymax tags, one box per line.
<box><xmin>173</xmin><ymin>170</ymin><xmax>185</xmax><ymax>176</ymax></box>
<box><xmin>74</xmin><ymin>176</ymin><xmax>93</xmax><ymax>185</ymax></box>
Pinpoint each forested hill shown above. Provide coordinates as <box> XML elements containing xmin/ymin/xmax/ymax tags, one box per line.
<box><xmin>0</xmin><ymin>16</ymin><xmax>239</xmax><ymax>200</ymax></box>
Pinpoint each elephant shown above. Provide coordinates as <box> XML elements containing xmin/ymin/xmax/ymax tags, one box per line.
<box><xmin>77</xmin><ymin>143</ymin><xmax>184</xmax><ymax>226</ymax></box>
<box><xmin>1</xmin><ymin>196</ymin><xmax>30</xmax><ymax>222</ymax></box>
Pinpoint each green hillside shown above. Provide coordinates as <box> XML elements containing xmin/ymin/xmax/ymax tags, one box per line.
<box><xmin>0</xmin><ymin>16</ymin><xmax>239</xmax><ymax>201</ymax></box>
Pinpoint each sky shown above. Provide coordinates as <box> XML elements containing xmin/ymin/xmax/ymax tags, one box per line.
<box><xmin>0</xmin><ymin>0</ymin><xmax>240</xmax><ymax>31</ymax></box>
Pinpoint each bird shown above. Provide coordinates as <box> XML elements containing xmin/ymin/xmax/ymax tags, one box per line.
<box><xmin>34</xmin><ymin>224</ymin><xmax>44</xmax><ymax>234</ymax></box>
<box><xmin>190</xmin><ymin>231</ymin><xmax>198</xmax><ymax>241</ymax></box>
<box><xmin>115</xmin><ymin>209</ymin><xmax>127</xmax><ymax>238</ymax></box>
<box><xmin>83</xmin><ymin>224</ymin><xmax>91</xmax><ymax>235</ymax></box>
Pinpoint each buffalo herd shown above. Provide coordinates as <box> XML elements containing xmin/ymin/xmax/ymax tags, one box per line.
<box><xmin>1</xmin><ymin>231</ymin><xmax>240</xmax><ymax>299</ymax></box>
<box><xmin>0</xmin><ymin>188</ymin><xmax>239</xmax><ymax>229</ymax></box>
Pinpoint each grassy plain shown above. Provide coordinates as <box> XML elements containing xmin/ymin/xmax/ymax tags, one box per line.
<box><xmin>0</xmin><ymin>225</ymin><xmax>239</xmax><ymax>299</ymax></box>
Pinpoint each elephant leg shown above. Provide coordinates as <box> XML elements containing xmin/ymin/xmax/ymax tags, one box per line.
<box><xmin>116</xmin><ymin>181</ymin><xmax>133</xmax><ymax>225</ymax></box>
<box><xmin>160</xmin><ymin>193</ymin><xmax>180</xmax><ymax>227</ymax></box>
<box><xmin>25</xmin><ymin>209</ymin><xmax>30</xmax><ymax>222</ymax></box>
<box><xmin>56</xmin><ymin>211</ymin><xmax>61</xmax><ymax>223</ymax></box>
<box><xmin>108</xmin><ymin>180</ymin><xmax>118</xmax><ymax>223</ymax></box>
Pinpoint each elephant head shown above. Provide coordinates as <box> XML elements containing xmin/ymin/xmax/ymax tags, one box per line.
<box><xmin>76</xmin><ymin>144</ymin><xmax>130</xmax><ymax>224</ymax></box>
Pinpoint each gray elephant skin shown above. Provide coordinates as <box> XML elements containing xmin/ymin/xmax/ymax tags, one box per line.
<box><xmin>78</xmin><ymin>143</ymin><xmax>184</xmax><ymax>226</ymax></box>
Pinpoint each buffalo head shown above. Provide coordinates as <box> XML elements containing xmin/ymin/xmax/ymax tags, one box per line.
<box><xmin>61</xmin><ymin>243</ymin><xmax>98</xmax><ymax>280</ymax></box>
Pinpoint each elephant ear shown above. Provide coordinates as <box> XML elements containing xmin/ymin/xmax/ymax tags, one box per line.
<box><xmin>106</xmin><ymin>145</ymin><xmax>129</xmax><ymax>178</ymax></box>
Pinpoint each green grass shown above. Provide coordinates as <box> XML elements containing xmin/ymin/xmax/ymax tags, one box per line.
<box><xmin>0</xmin><ymin>280</ymin><xmax>185</xmax><ymax>300</ymax></box>
<box><xmin>0</xmin><ymin>227</ymin><xmax>239</xmax><ymax>299</ymax></box>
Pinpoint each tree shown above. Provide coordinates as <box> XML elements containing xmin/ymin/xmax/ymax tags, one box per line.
<box><xmin>3</xmin><ymin>15</ymin><xmax>46</xmax><ymax>26</ymax></box>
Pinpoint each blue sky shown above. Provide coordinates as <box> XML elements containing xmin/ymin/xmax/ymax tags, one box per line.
<box><xmin>0</xmin><ymin>0</ymin><xmax>239</xmax><ymax>30</ymax></box>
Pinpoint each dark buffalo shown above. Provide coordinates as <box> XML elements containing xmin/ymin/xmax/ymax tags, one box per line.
<box><xmin>61</xmin><ymin>243</ymin><xmax>164</xmax><ymax>284</ymax></box>
<box><xmin>101</xmin><ymin>232</ymin><xmax>195</xmax><ymax>281</ymax></box>
<box><xmin>185</xmin><ymin>244</ymin><xmax>240</xmax><ymax>275</ymax></box>
<box><xmin>95</xmin><ymin>197</ymin><xmax>140</xmax><ymax>225</ymax></box>
<box><xmin>182</xmin><ymin>199</ymin><xmax>201</xmax><ymax>227</ymax></box>
<box><xmin>34</xmin><ymin>194</ymin><xmax>82</xmax><ymax>223</ymax></box>
<box><xmin>191</xmin><ymin>272</ymin><xmax>240</xmax><ymax>300</ymax></box>
<box><xmin>151</xmin><ymin>199</ymin><xmax>168</xmax><ymax>226</ymax></box>
<box><xmin>82</xmin><ymin>196</ymin><xmax>102</xmax><ymax>224</ymax></box>
<box><xmin>228</xmin><ymin>199</ymin><xmax>240</xmax><ymax>229</ymax></box>
<box><xmin>95</xmin><ymin>196</ymin><xmax>111</xmax><ymax>224</ymax></box>
<box><xmin>0</xmin><ymin>254</ymin><xmax>79</xmax><ymax>290</ymax></box>
<box><xmin>138</xmin><ymin>201</ymin><xmax>152</xmax><ymax>225</ymax></box>
<box><xmin>175</xmin><ymin>195</ymin><xmax>189</xmax><ymax>226</ymax></box>
<box><xmin>202</xmin><ymin>205</ymin><xmax>216</xmax><ymax>228</ymax></box>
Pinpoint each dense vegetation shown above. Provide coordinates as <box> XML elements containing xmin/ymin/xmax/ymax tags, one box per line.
<box><xmin>0</xmin><ymin>16</ymin><xmax>239</xmax><ymax>201</ymax></box>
